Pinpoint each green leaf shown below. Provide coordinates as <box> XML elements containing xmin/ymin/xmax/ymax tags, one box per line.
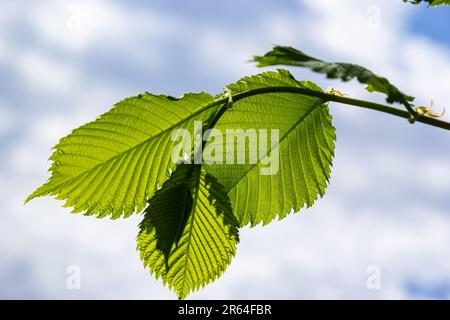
<box><xmin>205</xmin><ymin>70</ymin><xmax>336</xmax><ymax>227</ymax></box>
<box><xmin>142</xmin><ymin>181</ymin><xmax>193</xmax><ymax>263</ymax></box>
<box><xmin>252</xmin><ymin>46</ymin><xmax>414</xmax><ymax>106</ymax></box>
<box><xmin>403</xmin><ymin>0</ymin><xmax>450</xmax><ymax>6</ymax></box>
<box><xmin>26</xmin><ymin>68</ymin><xmax>336</xmax><ymax>296</ymax></box>
<box><xmin>26</xmin><ymin>92</ymin><xmax>220</xmax><ymax>218</ymax></box>
<box><xmin>137</xmin><ymin>164</ymin><xmax>239</xmax><ymax>299</ymax></box>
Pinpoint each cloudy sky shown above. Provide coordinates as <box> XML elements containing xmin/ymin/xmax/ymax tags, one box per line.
<box><xmin>1</xmin><ymin>0</ymin><xmax>450</xmax><ymax>299</ymax></box>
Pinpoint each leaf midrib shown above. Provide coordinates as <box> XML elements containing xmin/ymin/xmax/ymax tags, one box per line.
<box><xmin>178</xmin><ymin>169</ymin><xmax>202</xmax><ymax>299</ymax></box>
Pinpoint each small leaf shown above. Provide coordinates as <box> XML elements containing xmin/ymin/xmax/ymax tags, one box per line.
<box><xmin>252</xmin><ymin>46</ymin><xmax>414</xmax><ymax>106</ymax></box>
<box><xmin>137</xmin><ymin>164</ymin><xmax>239</xmax><ymax>299</ymax></box>
<box><xmin>403</xmin><ymin>0</ymin><xmax>450</xmax><ymax>6</ymax></box>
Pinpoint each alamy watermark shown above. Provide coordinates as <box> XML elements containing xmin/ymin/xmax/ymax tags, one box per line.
<box><xmin>171</xmin><ymin>121</ymin><xmax>280</xmax><ymax>176</ymax></box>
<box><xmin>366</xmin><ymin>265</ymin><xmax>382</xmax><ymax>290</ymax></box>
<box><xmin>366</xmin><ymin>5</ymin><xmax>382</xmax><ymax>30</ymax></box>
<box><xmin>66</xmin><ymin>265</ymin><xmax>81</xmax><ymax>290</ymax></box>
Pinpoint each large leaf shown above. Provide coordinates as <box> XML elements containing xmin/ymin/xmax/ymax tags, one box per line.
<box><xmin>205</xmin><ymin>70</ymin><xmax>336</xmax><ymax>227</ymax></box>
<box><xmin>252</xmin><ymin>46</ymin><xmax>414</xmax><ymax>106</ymax></box>
<box><xmin>404</xmin><ymin>0</ymin><xmax>450</xmax><ymax>6</ymax></box>
<box><xmin>137</xmin><ymin>164</ymin><xmax>239</xmax><ymax>299</ymax></box>
<box><xmin>26</xmin><ymin>92</ymin><xmax>220</xmax><ymax>218</ymax></box>
<box><xmin>27</xmin><ymin>69</ymin><xmax>335</xmax><ymax>228</ymax></box>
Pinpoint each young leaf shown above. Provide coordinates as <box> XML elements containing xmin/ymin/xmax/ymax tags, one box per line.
<box><xmin>25</xmin><ymin>92</ymin><xmax>221</xmax><ymax>218</ymax></box>
<box><xmin>142</xmin><ymin>181</ymin><xmax>193</xmax><ymax>263</ymax></box>
<box><xmin>404</xmin><ymin>0</ymin><xmax>450</xmax><ymax>6</ymax></box>
<box><xmin>137</xmin><ymin>164</ymin><xmax>239</xmax><ymax>299</ymax></box>
<box><xmin>205</xmin><ymin>70</ymin><xmax>336</xmax><ymax>227</ymax></box>
<box><xmin>252</xmin><ymin>46</ymin><xmax>414</xmax><ymax>106</ymax></box>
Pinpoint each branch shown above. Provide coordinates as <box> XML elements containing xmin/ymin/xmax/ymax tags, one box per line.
<box><xmin>209</xmin><ymin>86</ymin><xmax>450</xmax><ymax>131</ymax></box>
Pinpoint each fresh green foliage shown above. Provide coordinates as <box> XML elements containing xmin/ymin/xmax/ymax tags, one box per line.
<box><xmin>25</xmin><ymin>92</ymin><xmax>220</xmax><ymax>218</ymax></box>
<box><xmin>138</xmin><ymin>164</ymin><xmax>239</xmax><ymax>299</ymax></box>
<box><xmin>206</xmin><ymin>70</ymin><xmax>335</xmax><ymax>227</ymax></box>
<box><xmin>253</xmin><ymin>46</ymin><xmax>414</xmax><ymax>108</ymax></box>
<box><xmin>26</xmin><ymin>3</ymin><xmax>450</xmax><ymax>299</ymax></box>
<box><xmin>404</xmin><ymin>0</ymin><xmax>450</xmax><ymax>6</ymax></box>
<box><xmin>28</xmin><ymin>69</ymin><xmax>336</xmax><ymax>298</ymax></box>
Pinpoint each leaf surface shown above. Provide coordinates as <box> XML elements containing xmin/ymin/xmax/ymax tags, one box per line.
<box><xmin>137</xmin><ymin>164</ymin><xmax>239</xmax><ymax>299</ymax></box>
<box><xmin>205</xmin><ymin>70</ymin><xmax>336</xmax><ymax>226</ymax></box>
<box><xmin>253</xmin><ymin>46</ymin><xmax>414</xmax><ymax>106</ymax></box>
<box><xmin>404</xmin><ymin>0</ymin><xmax>450</xmax><ymax>6</ymax></box>
<box><xmin>26</xmin><ymin>92</ymin><xmax>219</xmax><ymax>218</ymax></box>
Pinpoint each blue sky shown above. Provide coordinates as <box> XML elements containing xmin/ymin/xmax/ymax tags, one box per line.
<box><xmin>409</xmin><ymin>4</ymin><xmax>450</xmax><ymax>44</ymax></box>
<box><xmin>0</xmin><ymin>0</ymin><xmax>449</xmax><ymax>299</ymax></box>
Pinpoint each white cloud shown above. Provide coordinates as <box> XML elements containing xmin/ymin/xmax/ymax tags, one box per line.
<box><xmin>297</xmin><ymin>0</ymin><xmax>408</xmax><ymax>66</ymax></box>
<box><xmin>418</xmin><ymin>159</ymin><xmax>450</xmax><ymax>192</ymax></box>
<box><xmin>1</xmin><ymin>0</ymin><xmax>449</xmax><ymax>299</ymax></box>
<box><xmin>31</xmin><ymin>0</ymin><xmax>178</xmax><ymax>53</ymax></box>
<box><xmin>190</xmin><ymin>199</ymin><xmax>450</xmax><ymax>299</ymax></box>
<box><xmin>0</xmin><ymin>105</ymin><xmax>15</xmax><ymax>136</ymax></box>
<box><xmin>195</xmin><ymin>29</ymin><xmax>261</xmax><ymax>80</ymax></box>
<box><xmin>16</xmin><ymin>52</ymin><xmax>80</xmax><ymax>95</ymax></box>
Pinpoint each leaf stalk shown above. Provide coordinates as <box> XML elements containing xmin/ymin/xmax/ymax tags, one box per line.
<box><xmin>210</xmin><ymin>86</ymin><xmax>450</xmax><ymax>131</ymax></box>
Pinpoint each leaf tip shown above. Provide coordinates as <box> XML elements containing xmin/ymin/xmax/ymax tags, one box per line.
<box><xmin>23</xmin><ymin>196</ymin><xmax>32</xmax><ymax>206</ymax></box>
<box><xmin>24</xmin><ymin>192</ymin><xmax>38</xmax><ymax>206</ymax></box>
